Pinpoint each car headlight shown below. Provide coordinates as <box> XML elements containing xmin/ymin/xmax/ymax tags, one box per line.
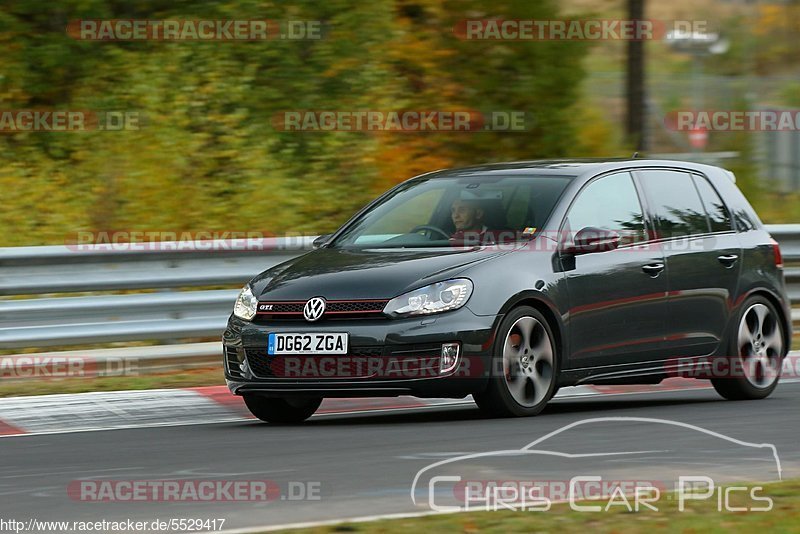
<box><xmin>233</xmin><ymin>285</ymin><xmax>258</xmax><ymax>321</ymax></box>
<box><xmin>383</xmin><ymin>279</ymin><xmax>473</xmax><ymax>317</ymax></box>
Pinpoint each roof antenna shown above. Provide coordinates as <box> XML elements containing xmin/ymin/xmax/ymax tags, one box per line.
<box><xmin>632</xmin><ymin>151</ymin><xmax>639</xmax><ymax>158</ymax></box>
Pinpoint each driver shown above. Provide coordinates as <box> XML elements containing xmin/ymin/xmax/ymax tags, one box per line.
<box><xmin>450</xmin><ymin>198</ymin><xmax>488</xmax><ymax>242</ymax></box>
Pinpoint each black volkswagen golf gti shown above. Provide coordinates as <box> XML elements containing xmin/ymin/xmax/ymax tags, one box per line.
<box><xmin>224</xmin><ymin>159</ymin><xmax>790</xmax><ymax>423</ymax></box>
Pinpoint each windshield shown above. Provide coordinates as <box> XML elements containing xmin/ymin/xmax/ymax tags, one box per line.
<box><xmin>331</xmin><ymin>175</ymin><xmax>573</xmax><ymax>249</ymax></box>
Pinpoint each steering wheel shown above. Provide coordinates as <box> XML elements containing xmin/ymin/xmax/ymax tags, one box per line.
<box><xmin>409</xmin><ymin>225</ymin><xmax>451</xmax><ymax>240</ymax></box>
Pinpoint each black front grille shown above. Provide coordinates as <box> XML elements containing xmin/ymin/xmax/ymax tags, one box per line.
<box><xmin>245</xmin><ymin>347</ymin><xmax>384</xmax><ymax>379</ymax></box>
<box><xmin>328</xmin><ymin>301</ymin><xmax>386</xmax><ymax>313</ymax></box>
<box><xmin>388</xmin><ymin>344</ymin><xmax>442</xmax><ymax>358</ymax></box>
<box><xmin>262</xmin><ymin>302</ymin><xmax>304</xmax><ymax>313</ymax></box>
<box><xmin>255</xmin><ymin>299</ymin><xmax>388</xmax><ymax>322</ymax></box>
<box><xmin>243</xmin><ymin>343</ymin><xmax>445</xmax><ymax>380</ymax></box>
<box><xmin>388</xmin><ymin>344</ymin><xmax>442</xmax><ymax>375</ymax></box>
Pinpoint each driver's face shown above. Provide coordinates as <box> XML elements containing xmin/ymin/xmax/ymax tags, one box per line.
<box><xmin>451</xmin><ymin>199</ymin><xmax>483</xmax><ymax>231</ymax></box>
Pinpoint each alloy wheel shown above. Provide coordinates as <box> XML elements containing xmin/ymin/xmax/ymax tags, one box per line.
<box><xmin>737</xmin><ymin>303</ymin><xmax>783</xmax><ymax>389</ymax></box>
<box><xmin>502</xmin><ymin>316</ymin><xmax>555</xmax><ymax>407</ymax></box>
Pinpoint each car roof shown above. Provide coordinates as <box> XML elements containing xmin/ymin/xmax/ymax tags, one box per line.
<box><xmin>423</xmin><ymin>158</ymin><xmax>724</xmax><ymax>179</ymax></box>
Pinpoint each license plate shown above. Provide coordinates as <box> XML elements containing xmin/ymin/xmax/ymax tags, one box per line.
<box><xmin>267</xmin><ymin>333</ymin><xmax>348</xmax><ymax>355</ymax></box>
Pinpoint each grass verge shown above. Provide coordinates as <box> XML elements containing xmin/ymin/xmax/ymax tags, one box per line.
<box><xmin>0</xmin><ymin>367</ymin><xmax>224</xmax><ymax>397</ymax></box>
<box><xmin>272</xmin><ymin>479</ymin><xmax>800</xmax><ymax>533</ymax></box>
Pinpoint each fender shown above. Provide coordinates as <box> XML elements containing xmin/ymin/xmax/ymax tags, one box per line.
<box><xmin>497</xmin><ymin>289</ymin><xmax>569</xmax><ymax>368</ymax></box>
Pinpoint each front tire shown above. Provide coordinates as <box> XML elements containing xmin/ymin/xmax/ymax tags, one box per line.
<box><xmin>474</xmin><ymin>306</ymin><xmax>559</xmax><ymax>417</ymax></box>
<box><xmin>711</xmin><ymin>296</ymin><xmax>785</xmax><ymax>400</ymax></box>
<box><xmin>243</xmin><ymin>395</ymin><xmax>322</xmax><ymax>424</ymax></box>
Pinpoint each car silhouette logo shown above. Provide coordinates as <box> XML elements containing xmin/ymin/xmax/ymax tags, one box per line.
<box><xmin>303</xmin><ymin>297</ymin><xmax>326</xmax><ymax>322</ymax></box>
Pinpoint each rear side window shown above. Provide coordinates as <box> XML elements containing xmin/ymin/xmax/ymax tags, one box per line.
<box><xmin>692</xmin><ymin>175</ymin><xmax>732</xmax><ymax>232</ymax></box>
<box><xmin>733</xmin><ymin>209</ymin><xmax>757</xmax><ymax>232</ymax></box>
<box><xmin>564</xmin><ymin>172</ymin><xmax>646</xmax><ymax>245</ymax></box>
<box><xmin>638</xmin><ymin>170</ymin><xmax>709</xmax><ymax>239</ymax></box>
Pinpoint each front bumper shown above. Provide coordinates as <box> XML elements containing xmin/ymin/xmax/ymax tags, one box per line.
<box><xmin>223</xmin><ymin>307</ymin><xmax>500</xmax><ymax>398</ymax></box>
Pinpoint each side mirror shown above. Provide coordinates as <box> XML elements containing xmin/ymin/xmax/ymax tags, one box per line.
<box><xmin>563</xmin><ymin>227</ymin><xmax>621</xmax><ymax>255</ymax></box>
<box><xmin>312</xmin><ymin>234</ymin><xmax>331</xmax><ymax>249</ymax></box>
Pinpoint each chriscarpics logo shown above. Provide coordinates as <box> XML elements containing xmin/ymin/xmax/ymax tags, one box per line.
<box><xmin>411</xmin><ymin>417</ymin><xmax>780</xmax><ymax>513</ymax></box>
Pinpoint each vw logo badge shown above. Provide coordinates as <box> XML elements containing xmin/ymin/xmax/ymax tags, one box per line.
<box><xmin>303</xmin><ymin>297</ymin><xmax>326</xmax><ymax>322</ymax></box>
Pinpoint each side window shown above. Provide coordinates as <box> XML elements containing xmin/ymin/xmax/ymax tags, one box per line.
<box><xmin>692</xmin><ymin>175</ymin><xmax>733</xmax><ymax>232</ymax></box>
<box><xmin>564</xmin><ymin>172</ymin><xmax>646</xmax><ymax>246</ymax></box>
<box><xmin>638</xmin><ymin>170</ymin><xmax>710</xmax><ymax>239</ymax></box>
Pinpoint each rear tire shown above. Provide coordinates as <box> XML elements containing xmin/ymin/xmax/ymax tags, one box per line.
<box><xmin>711</xmin><ymin>295</ymin><xmax>785</xmax><ymax>401</ymax></box>
<box><xmin>243</xmin><ymin>395</ymin><xmax>322</xmax><ymax>424</ymax></box>
<box><xmin>474</xmin><ymin>306</ymin><xmax>559</xmax><ymax>417</ymax></box>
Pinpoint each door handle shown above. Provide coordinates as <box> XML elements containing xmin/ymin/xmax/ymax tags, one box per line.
<box><xmin>642</xmin><ymin>263</ymin><xmax>665</xmax><ymax>276</ymax></box>
<box><xmin>717</xmin><ymin>254</ymin><xmax>739</xmax><ymax>267</ymax></box>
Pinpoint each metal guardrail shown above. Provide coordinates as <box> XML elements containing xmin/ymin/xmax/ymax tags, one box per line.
<box><xmin>0</xmin><ymin>237</ymin><xmax>314</xmax><ymax>295</ymax></box>
<box><xmin>0</xmin><ymin>237</ymin><xmax>314</xmax><ymax>349</ymax></box>
<box><xmin>769</xmin><ymin>225</ymin><xmax>800</xmax><ymax>305</ymax></box>
<box><xmin>0</xmin><ymin>228</ymin><xmax>798</xmax><ymax>358</ymax></box>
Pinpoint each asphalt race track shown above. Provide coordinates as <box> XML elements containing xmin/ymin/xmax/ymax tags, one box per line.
<box><xmin>2</xmin><ymin>381</ymin><xmax>800</xmax><ymax>532</ymax></box>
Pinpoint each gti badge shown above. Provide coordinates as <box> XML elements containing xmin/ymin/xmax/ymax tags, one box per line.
<box><xmin>303</xmin><ymin>297</ymin><xmax>326</xmax><ymax>322</ymax></box>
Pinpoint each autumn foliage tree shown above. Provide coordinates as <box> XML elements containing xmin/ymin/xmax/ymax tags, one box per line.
<box><xmin>0</xmin><ymin>0</ymin><xmax>590</xmax><ymax>245</ymax></box>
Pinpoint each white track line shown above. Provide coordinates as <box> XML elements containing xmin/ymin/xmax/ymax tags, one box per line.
<box><xmin>1</xmin><ymin>379</ymin><xmax>798</xmax><ymax>440</ymax></box>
